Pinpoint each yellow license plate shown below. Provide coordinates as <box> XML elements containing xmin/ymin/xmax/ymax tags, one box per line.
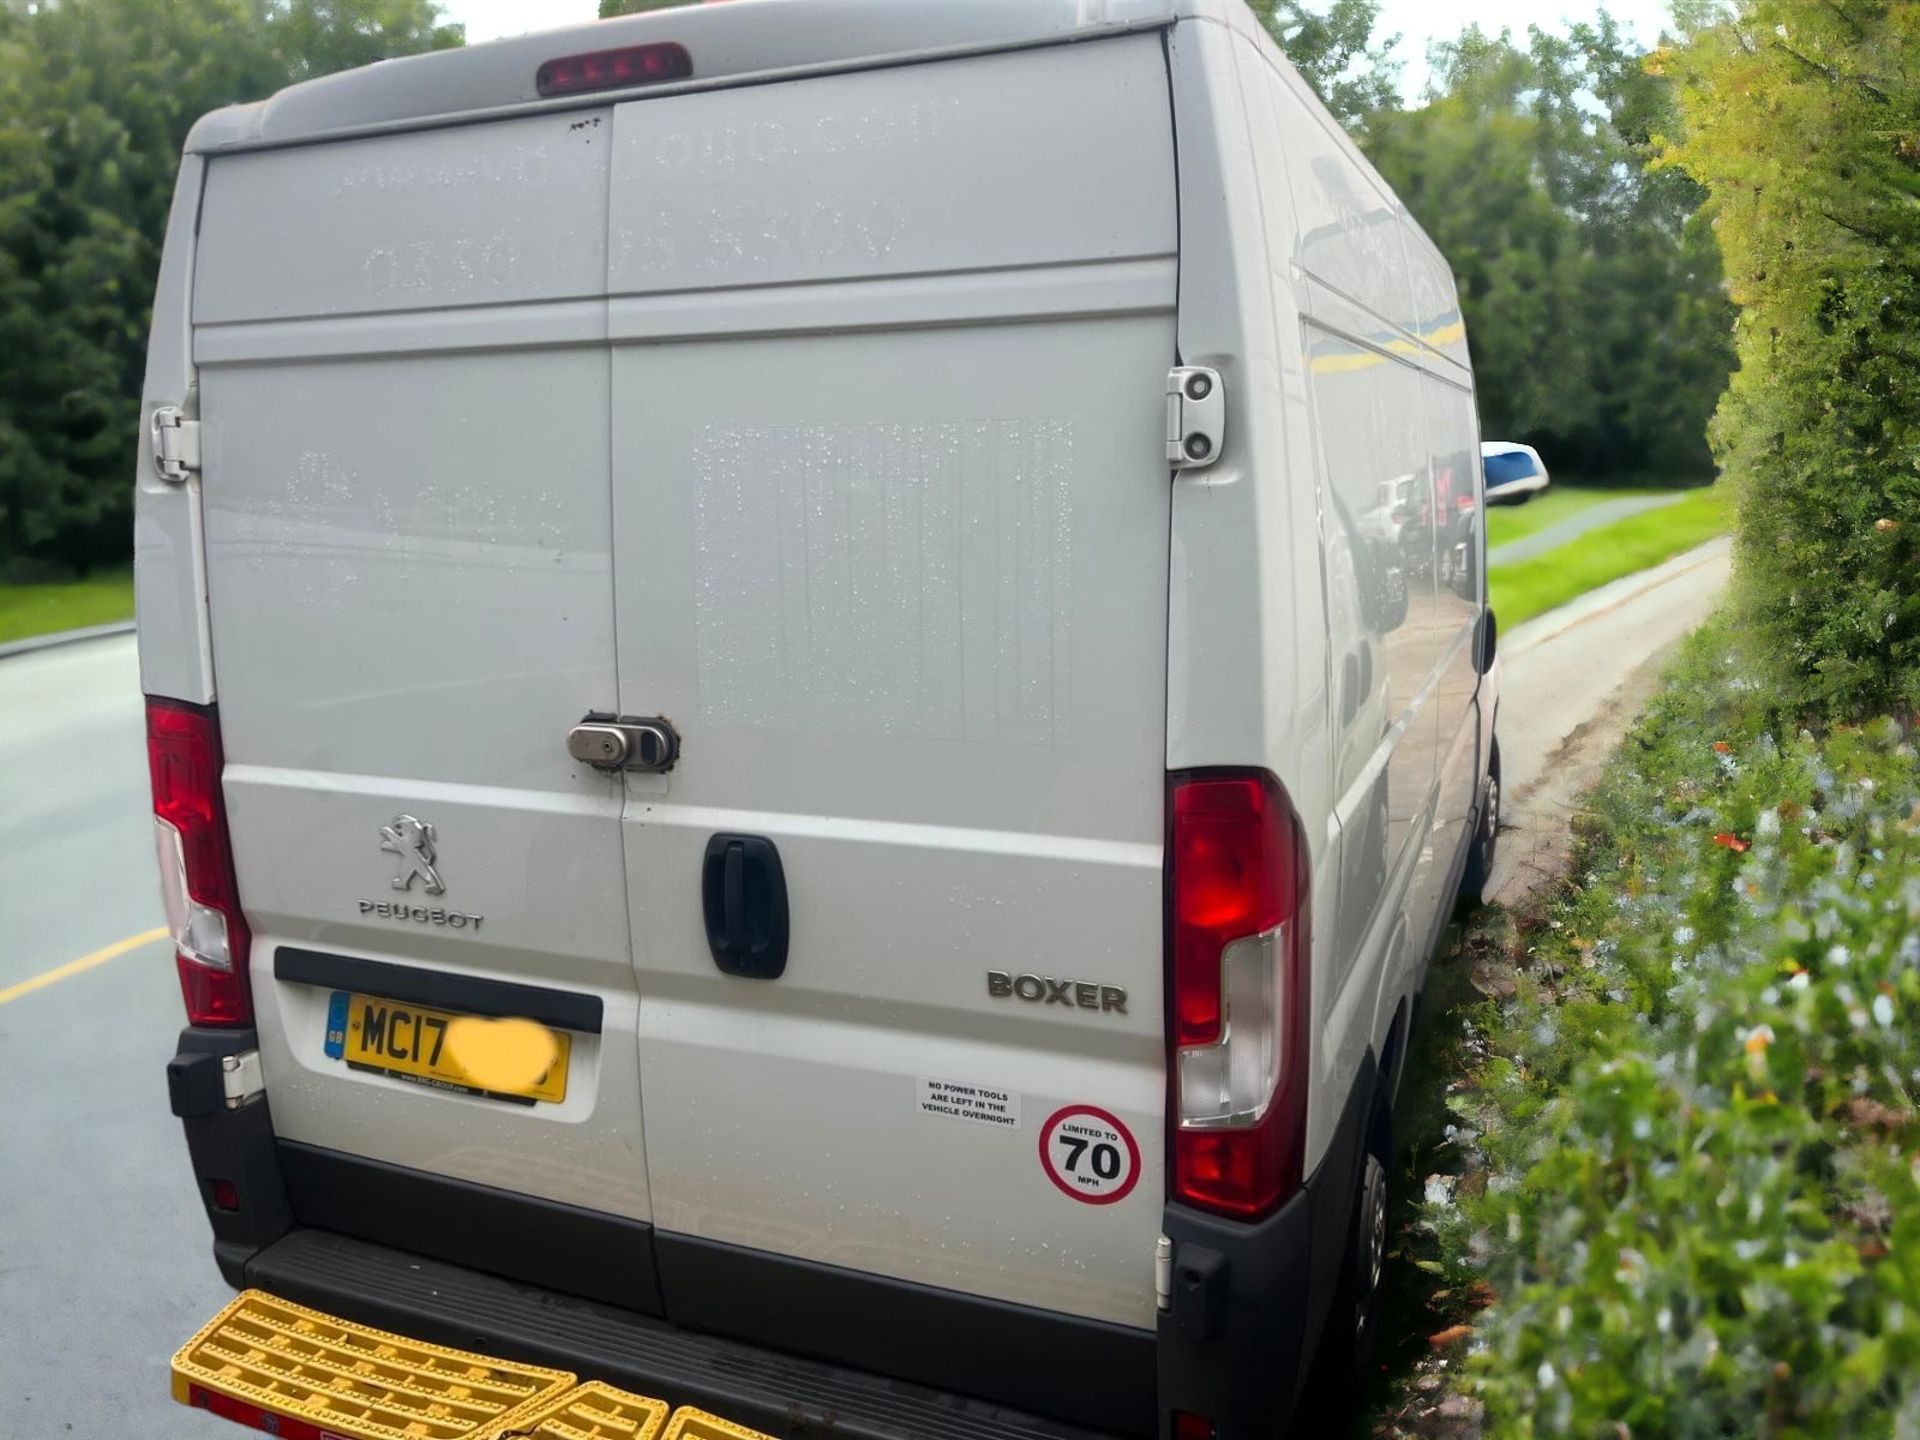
<box><xmin>327</xmin><ymin>991</ymin><xmax>570</xmax><ymax>1105</ymax></box>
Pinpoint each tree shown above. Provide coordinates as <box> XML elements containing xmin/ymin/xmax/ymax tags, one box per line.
<box><xmin>0</xmin><ymin>0</ymin><xmax>461</xmax><ymax>575</ymax></box>
<box><xmin>598</xmin><ymin>0</ymin><xmax>700</xmax><ymax>16</ymax></box>
<box><xmin>1248</xmin><ymin>0</ymin><xmax>1402</xmax><ymax>132</ymax></box>
<box><xmin>1657</xmin><ymin>0</ymin><xmax>1920</xmax><ymax>713</ymax></box>
<box><xmin>1362</xmin><ymin>19</ymin><xmax>1735</xmax><ymax>477</ymax></box>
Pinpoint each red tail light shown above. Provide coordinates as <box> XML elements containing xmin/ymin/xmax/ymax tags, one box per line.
<box><xmin>536</xmin><ymin>42</ymin><xmax>692</xmax><ymax>97</ymax></box>
<box><xmin>147</xmin><ymin>697</ymin><xmax>252</xmax><ymax>1026</ymax></box>
<box><xmin>1167</xmin><ymin>771</ymin><xmax>1309</xmax><ymax>1218</ymax></box>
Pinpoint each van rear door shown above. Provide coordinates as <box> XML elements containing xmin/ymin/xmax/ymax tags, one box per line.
<box><xmin>192</xmin><ymin>110</ymin><xmax>657</xmax><ymax>1293</ymax></box>
<box><xmin>607</xmin><ymin>35</ymin><xmax>1178</xmax><ymax>1339</ymax></box>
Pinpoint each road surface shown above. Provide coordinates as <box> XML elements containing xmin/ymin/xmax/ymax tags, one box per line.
<box><xmin>0</xmin><ymin>633</ymin><xmax>225</xmax><ymax>1439</ymax></box>
<box><xmin>1488</xmin><ymin>536</ymin><xmax>1733</xmax><ymax>903</ymax></box>
<box><xmin>0</xmin><ymin>542</ymin><xmax>1730</xmax><ymax>1438</ymax></box>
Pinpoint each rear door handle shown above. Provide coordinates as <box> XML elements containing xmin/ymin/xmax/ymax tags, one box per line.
<box><xmin>702</xmin><ymin>834</ymin><xmax>789</xmax><ymax>980</ymax></box>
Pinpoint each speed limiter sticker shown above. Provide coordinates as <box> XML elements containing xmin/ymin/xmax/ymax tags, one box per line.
<box><xmin>1038</xmin><ymin>1104</ymin><xmax>1142</xmax><ymax>1205</ymax></box>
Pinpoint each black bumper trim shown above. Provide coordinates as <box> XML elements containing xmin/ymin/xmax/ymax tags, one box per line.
<box><xmin>273</xmin><ymin>947</ymin><xmax>603</xmax><ymax>1034</ymax></box>
<box><xmin>248</xmin><ymin>1227</ymin><xmax>1113</xmax><ymax>1440</ymax></box>
<box><xmin>278</xmin><ymin>1140</ymin><xmax>663</xmax><ymax>1316</ymax></box>
<box><xmin>657</xmin><ymin>1233</ymin><xmax>1154</xmax><ymax>1438</ymax></box>
<box><xmin>172</xmin><ymin>1025</ymin><xmax>293</xmax><ymax>1278</ymax></box>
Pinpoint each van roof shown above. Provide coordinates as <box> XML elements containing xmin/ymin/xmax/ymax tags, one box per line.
<box><xmin>188</xmin><ymin>0</ymin><xmax>1240</xmax><ymax>154</ymax></box>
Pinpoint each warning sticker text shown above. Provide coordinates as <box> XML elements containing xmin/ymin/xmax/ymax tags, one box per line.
<box><xmin>917</xmin><ymin>1077</ymin><xmax>1022</xmax><ymax>1130</ymax></box>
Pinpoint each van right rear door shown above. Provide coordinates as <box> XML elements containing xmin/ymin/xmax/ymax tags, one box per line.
<box><xmin>603</xmin><ymin>32</ymin><xmax>1179</xmax><ymax>1372</ymax></box>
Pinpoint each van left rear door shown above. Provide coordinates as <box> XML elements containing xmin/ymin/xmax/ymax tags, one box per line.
<box><xmin>191</xmin><ymin>111</ymin><xmax>656</xmax><ymax>1298</ymax></box>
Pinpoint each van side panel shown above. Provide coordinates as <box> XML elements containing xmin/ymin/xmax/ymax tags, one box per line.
<box><xmin>1298</xmin><ymin>294</ymin><xmax>1445</xmax><ymax>1081</ymax></box>
<box><xmin>1421</xmin><ymin>372</ymin><xmax>1487</xmax><ymax>919</ymax></box>
<box><xmin>607</xmin><ymin>36</ymin><xmax>1177</xmax><ymax>1333</ymax></box>
<box><xmin>1242</xmin><ymin>31</ymin><xmax>1481</xmax><ymax>1157</ymax></box>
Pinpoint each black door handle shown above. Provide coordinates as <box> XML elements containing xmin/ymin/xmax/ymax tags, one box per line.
<box><xmin>702</xmin><ymin>834</ymin><xmax>789</xmax><ymax>980</ymax></box>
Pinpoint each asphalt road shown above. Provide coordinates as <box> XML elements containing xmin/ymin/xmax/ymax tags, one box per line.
<box><xmin>0</xmin><ymin>547</ymin><xmax>1730</xmax><ymax>1439</ymax></box>
<box><xmin>0</xmin><ymin>633</ymin><xmax>227</xmax><ymax>1439</ymax></box>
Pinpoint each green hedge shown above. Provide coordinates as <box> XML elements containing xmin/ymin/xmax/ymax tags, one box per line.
<box><xmin>1424</xmin><ymin>616</ymin><xmax>1920</xmax><ymax>1435</ymax></box>
<box><xmin>1658</xmin><ymin>3</ymin><xmax>1920</xmax><ymax>715</ymax></box>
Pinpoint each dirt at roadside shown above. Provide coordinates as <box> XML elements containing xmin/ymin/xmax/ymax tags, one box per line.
<box><xmin>1487</xmin><ymin>641</ymin><xmax>1676</xmax><ymax>906</ymax></box>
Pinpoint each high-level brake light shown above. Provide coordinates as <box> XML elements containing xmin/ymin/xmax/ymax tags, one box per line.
<box><xmin>1167</xmin><ymin>771</ymin><xmax>1310</xmax><ymax>1218</ymax></box>
<box><xmin>147</xmin><ymin>697</ymin><xmax>252</xmax><ymax>1026</ymax></box>
<box><xmin>536</xmin><ymin>43</ymin><xmax>692</xmax><ymax>98</ymax></box>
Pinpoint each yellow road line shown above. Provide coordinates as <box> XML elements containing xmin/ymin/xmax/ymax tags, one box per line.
<box><xmin>0</xmin><ymin>926</ymin><xmax>170</xmax><ymax>1006</ymax></box>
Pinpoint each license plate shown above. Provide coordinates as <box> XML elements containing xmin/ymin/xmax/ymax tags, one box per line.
<box><xmin>324</xmin><ymin>991</ymin><xmax>569</xmax><ymax>1105</ymax></box>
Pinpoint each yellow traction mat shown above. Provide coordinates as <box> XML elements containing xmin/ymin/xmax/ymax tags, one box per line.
<box><xmin>476</xmin><ymin>1380</ymin><xmax>667</xmax><ymax>1439</ymax></box>
<box><xmin>172</xmin><ymin>1289</ymin><xmax>575</xmax><ymax>1439</ymax></box>
<box><xmin>173</xmin><ymin>1290</ymin><xmax>780</xmax><ymax>1440</ymax></box>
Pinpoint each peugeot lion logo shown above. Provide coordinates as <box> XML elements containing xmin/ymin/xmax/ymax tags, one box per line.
<box><xmin>380</xmin><ymin>814</ymin><xmax>445</xmax><ymax>895</ymax></box>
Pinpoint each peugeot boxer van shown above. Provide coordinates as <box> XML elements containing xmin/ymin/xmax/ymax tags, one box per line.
<box><xmin>140</xmin><ymin>3</ymin><xmax>1501</xmax><ymax>1437</ymax></box>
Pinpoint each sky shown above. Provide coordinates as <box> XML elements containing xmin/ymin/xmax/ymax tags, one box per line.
<box><xmin>438</xmin><ymin>0</ymin><xmax>1680</xmax><ymax>99</ymax></box>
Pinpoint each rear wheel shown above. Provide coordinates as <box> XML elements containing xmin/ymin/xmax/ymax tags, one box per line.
<box><xmin>1347</xmin><ymin>1146</ymin><xmax>1389</xmax><ymax>1370</ymax></box>
<box><xmin>1457</xmin><ymin>738</ymin><xmax>1500</xmax><ymax>907</ymax></box>
<box><xmin>1289</xmin><ymin>1101</ymin><xmax>1392</xmax><ymax>1437</ymax></box>
<box><xmin>1320</xmin><ymin>1109</ymin><xmax>1391</xmax><ymax>1383</ymax></box>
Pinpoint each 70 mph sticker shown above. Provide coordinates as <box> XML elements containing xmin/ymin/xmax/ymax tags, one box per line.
<box><xmin>1038</xmin><ymin>1104</ymin><xmax>1142</xmax><ymax>1205</ymax></box>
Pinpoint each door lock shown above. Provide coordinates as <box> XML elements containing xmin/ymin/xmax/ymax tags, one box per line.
<box><xmin>568</xmin><ymin>714</ymin><xmax>680</xmax><ymax>773</ymax></box>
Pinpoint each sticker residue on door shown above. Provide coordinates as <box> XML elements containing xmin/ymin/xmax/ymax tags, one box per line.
<box><xmin>917</xmin><ymin>1077</ymin><xmax>1022</xmax><ymax>1130</ymax></box>
<box><xmin>691</xmin><ymin>419</ymin><xmax>1075</xmax><ymax>745</ymax></box>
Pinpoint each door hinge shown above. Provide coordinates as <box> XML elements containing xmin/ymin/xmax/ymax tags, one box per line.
<box><xmin>151</xmin><ymin>406</ymin><xmax>201</xmax><ymax>483</ymax></box>
<box><xmin>1166</xmin><ymin>366</ymin><xmax>1224</xmax><ymax>471</ymax></box>
<box><xmin>221</xmin><ymin>1049</ymin><xmax>264</xmax><ymax>1108</ymax></box>
<box><xmin>1155</xmin><ymin>1234</ymin><xmax>1175</xmax><ymax>1311</ymax></box>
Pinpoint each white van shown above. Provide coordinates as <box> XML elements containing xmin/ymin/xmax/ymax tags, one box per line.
<box><xmin>140</xmin><ymin>4</ymin><xmax>1500</xmax><ymax>1437</ymax></box>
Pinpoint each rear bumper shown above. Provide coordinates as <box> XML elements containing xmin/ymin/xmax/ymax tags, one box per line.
<box><xmin>244</xmin><ymin>1227</ymin><xmax>1108</xmax><ymax>1440</ymax></box>
<box><xmin>169</xmin><ymin>1027</ymin><xmax>1366</xmax><ymax>1440</ymax></box>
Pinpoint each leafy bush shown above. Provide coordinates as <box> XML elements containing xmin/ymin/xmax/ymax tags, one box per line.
<box><xmin>1428</xmin><ymin>616</ymin><xmax>1920</xmax><ymax>1435</ymax></box>
<box><xmin>1656</xmin><ymin>3</ymin><xmax>1920</xmax><ymax>715</ymax></box>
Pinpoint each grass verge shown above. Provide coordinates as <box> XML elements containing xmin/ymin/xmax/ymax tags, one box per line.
<box><xmin>1489</xmin><ymin>486</ymin><xmax>1729</xmax><ymax>626</ymax></box>
<box><xmin>1484</xmin><ymin>485</ymin><xmax>1681</xmax><ymax>549</ymax></box>
<box><xmin>0</xmin><ymin>571</ymin><xmax>135</xmax><ymax>646</ymax></box>
<box><xmin>1367</xmin><ymin>613</ymin><xmax>1920</xmax><ymax>1437</ymax></box>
